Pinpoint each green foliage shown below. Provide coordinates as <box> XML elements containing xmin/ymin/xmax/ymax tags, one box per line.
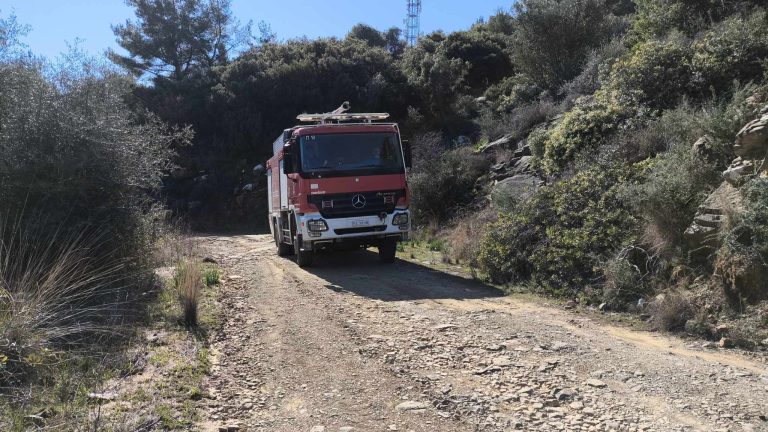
<box><xmin>541</xmin><ymin>93</ymin><xmax>630</xmax><ymax>174</ymax></box>
<box><xmin>479</xmin><ymin>167</ymin><xmax>637</xmax><ymax>294</ymax></box>
<box><xmin>629</xmin><ymin>0</ymin><xmax>757</xmax><ymax>42</ymax></box>
<box><xmin>410</xmin><ymin>146</ymin><xmax>490</xmax><ymax>226</ymax></box>
<box><xmin>0</xmin><ymin>52</ymin><xmax>189</xmax><ymax>264</ymax></box>
<box><xmin>202</xmin><ymin>265</ymin><xmax>220</xmax><ymax>286</ymax></box>
<box><xmin>621</xmin><ymin>127</ymin><xmax>721</xmax><ymax>255</ymax></box>
<box><xmin>607</xmin><ymin>38</ymin><xmax>692</xmax><ymax>109</ymax></box>
<box><xmin>691</xmin><ymin>10</ymin><xmax>768</xmax><ymax>95</ymax></box>
<box><xmin>512</xmin><ymin>0</ymin><xmax>624</xmax><ymax>90</ymax></box>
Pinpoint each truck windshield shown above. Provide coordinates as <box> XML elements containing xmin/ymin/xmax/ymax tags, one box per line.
<box><xmin>300</xmin><ymin>132</ymin><xmax>404</xmax><ymax>177</ymax></box>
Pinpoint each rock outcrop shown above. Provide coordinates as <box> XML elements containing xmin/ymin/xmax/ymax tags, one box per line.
<box><xmin>487</xmin><ymin>141</ymin><xmax>544</xmax><ymax>204</ymax></box>
<box><xmin>684</xmin><ymin>102</ymin><xmax>768</xmax><ymax>295</ymax></box>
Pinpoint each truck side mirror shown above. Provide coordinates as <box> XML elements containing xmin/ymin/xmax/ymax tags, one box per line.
<box><xmin>283</xmin><ymin>142</ymin><xmax>296</xmax><ymax>174</ymax></box>
<box><xmin>402</xmin><ymin>139</ymin><xmax>412</xmax><ymax>169</ymax></box>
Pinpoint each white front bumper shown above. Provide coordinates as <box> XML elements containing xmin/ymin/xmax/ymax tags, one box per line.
<box><xmin>297</xmin><ymin>210</ymin><xmax>410</xmax><ymax>244</ymax></box>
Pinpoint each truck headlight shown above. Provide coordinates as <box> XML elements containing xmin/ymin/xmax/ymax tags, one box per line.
<box><xmin>392</xmin><ymin>213</ymin><xmax>409</xmax><ymax>226</ymax></box>
<box><xmin>307</xmin><ymin>219</ymin><xmax>328</xmax><ymax>232</ymax></box>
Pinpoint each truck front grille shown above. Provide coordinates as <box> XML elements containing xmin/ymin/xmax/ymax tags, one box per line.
<box><xmin>334</xmin><ymin>225</ymin><xmax>388</xmax><ymax>235</ymax></box>
<box><xmin>308</xmin><ymin>189</ymin><xmax>406</xmax><ymax>219</ymax></box>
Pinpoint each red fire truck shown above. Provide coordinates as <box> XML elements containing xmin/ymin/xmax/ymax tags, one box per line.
<box><xmin>265</xmin><ymin>103</ymin><xmax>412</xmax><ymax>267</ymax></box>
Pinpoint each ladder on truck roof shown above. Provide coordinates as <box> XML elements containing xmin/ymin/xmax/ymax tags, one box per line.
<box><xmin>296</xmin><ymin>101</ymin><xmax>390</xmax><ymax>124</ymax></box>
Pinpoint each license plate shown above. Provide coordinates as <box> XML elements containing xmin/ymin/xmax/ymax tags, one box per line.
<box><xmin>351</xmin><ymin>219</ymin><xmax>370</xmax><ymax>227</ymax></box>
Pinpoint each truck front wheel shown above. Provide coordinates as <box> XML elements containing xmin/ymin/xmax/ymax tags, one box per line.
<box><xmin>294</xmin><ymin>235</ymin><xmax>314</xmax><ymax>267</ymax></box>
<box><xmin>378</xmin><ymin>238</ymin><xmax>397</xmax><ymax>263</ymax></box>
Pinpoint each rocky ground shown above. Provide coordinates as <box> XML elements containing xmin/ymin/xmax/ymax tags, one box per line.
<box><xmin>197</xmin><ymin>234</ymin><xmax>768</xmax><ymax>432</ymax></box>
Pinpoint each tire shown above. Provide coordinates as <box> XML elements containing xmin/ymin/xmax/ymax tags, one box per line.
<box><xmin>294</xmin><ymin>235</ymin><xmax>314</xmax><ymax>267</ymax></box>
<box><xmin>378</xmin><ymin>238</ymin><xmax>397</xmax><ymax>263</ymax></box>
<box><xmin>275</xmin><ymin>222</ymin><xmax>293</xmax><ymax>256</ymax></box>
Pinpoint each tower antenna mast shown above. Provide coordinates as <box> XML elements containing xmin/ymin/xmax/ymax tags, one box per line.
<box><xmin>405</xmin><ymin>0</ymin><xmax>422</xmax><ymax>46</ymax></box>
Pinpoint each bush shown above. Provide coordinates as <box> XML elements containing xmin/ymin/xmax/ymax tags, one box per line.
<box><xmin>410</xmin><ymin>146</ymin><xmax>491</xmax><ymax>227</ymax></box>
<box><xmin>477</xmin><ymin>97</ymin><xmax>559</xmax><ymax>143</ymax></box>
<box><xmin>691</xmin><ymin>10</ymin><xmax>768</xmax><ymax>96</ymax></box>
<box><xmin>0</xmin><ymin>56</ymin><xmax>189</xmax><ymax>268</ymax></box>
<box><xmin>620</xmin><ymin>108</ymin><xmax>724</xmax><ymax>257</ymax></box>
<box><xmin>650</xmin><ymin>291</ymin><xmax>695</xmax><ymax>331</ymax></box>
<box><xmin>716</xmin><ymin>178</ymin><xmax>768</xmax><ymax>304</ymax></box>
<box><xmin>606</xmin><ymin>37</ymin><xmax>693</xmax><ymax>109</ymax></box>
<box><xmin>479</xmin><ymin>166</ymin><xmax>637</xmax><ymax>294</ymax></box>
<box><xmin>541</xmin><ymin>93</ymin><xmax>630</xmax><ymax>174</ymax></box>
<box><xmin>512</xmin><ymin>0</ymin><xmax>625</xmax><ymax>90</ymax></box>
<box><xmin>446</xmin><ymin>208</ymin><xmax>498</xmax><ymax>267</ymax></box>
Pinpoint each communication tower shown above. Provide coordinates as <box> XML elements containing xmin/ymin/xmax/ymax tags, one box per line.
<box><xmin>405</xmin><ymin>0</ymin><xmax>422</xmax><ymax>46</ymax></box>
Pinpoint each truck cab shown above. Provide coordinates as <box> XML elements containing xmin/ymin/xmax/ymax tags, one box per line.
<box><xmin>266</xmin><ymin>108</ymin><xmax>412</xmax><ymax>267</ymax></box>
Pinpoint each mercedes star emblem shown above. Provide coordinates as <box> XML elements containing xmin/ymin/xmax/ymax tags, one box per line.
<box><xmin>352</xmin><ymin>194</ymin><xmax>366</xmax><ymax>209</ymax></box>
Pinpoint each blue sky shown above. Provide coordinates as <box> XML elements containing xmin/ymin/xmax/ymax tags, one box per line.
<box><xmin>2</xmin><ymin>1</ymin><xmax>514</xmax><ymax>59</ymax></box>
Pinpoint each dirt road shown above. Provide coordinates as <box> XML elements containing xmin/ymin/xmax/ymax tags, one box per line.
<box><xmin>198</xmin><ymin>234</ymin><xmax>768</xmax><ymax>432</ymax></box>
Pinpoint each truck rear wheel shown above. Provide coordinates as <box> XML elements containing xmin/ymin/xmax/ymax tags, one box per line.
<box><xmin>378</xmin><ymin>238</ymin><xmax>397</xmax><ymax>263</ymax></box>
<box><xmin>275</xmin><ymin>222</ymin><xmax>293</xmax><ymax>256</ymax></box>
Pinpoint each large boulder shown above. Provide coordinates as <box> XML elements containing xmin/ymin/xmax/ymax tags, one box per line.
<box><xmin>722</xmin><ymin>157</ymin><xmax>756</xmax><ymax>187</ymax></box>
<box><xmin>734</xmin><ymin>110</ymin><xmax>768</xmax><ymax>159</ymax></box>
<box><xmin>684</xmin><ymin>182</ymin><xmax>744</xmax><ymax>254</ymax></box>
<box><xmin>491</xmin><ymin>174</ymin><xmax>544</xmax><ymax>203</ymax></box>
<box><xmin>479</xmin><ymin>135</ymin><xmax>514</xmax><ymax>154</ymax></box>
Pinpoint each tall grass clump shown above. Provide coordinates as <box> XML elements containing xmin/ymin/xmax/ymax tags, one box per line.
<box><xmin>0</xmin><ymin>221</ymin><xmax>130</xmax><ymax>387</ymax></box>
<box><xmin>173</xmin><ymin>261</ymin><xmax>203</xmax><ymax>327</ymax></box>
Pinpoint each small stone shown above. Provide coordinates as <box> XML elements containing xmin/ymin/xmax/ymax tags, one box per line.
<box><xmin>433</xmin><ymin>324</ymin><xmax>457</xmax><ymax>331</ymax></box>
<box><xmin>719</xmin><ymin>337</ymin><xmax>733</xmax><ymax>348</ymax></box>
<box><xmin>310</xmin><ymin>427</ymin><xmax>326</xmax><ymax>432</ymax></box>
<box><xmin>598</xmin><ymin>303</ymin><xmax>608</xmax><ymax>312</ymax></box>
<box><xmin>87</xmin><ymin>392</ymin><xmax>118</xmax><ymax>402</ymax></box>
<box><xmin>203</xmin><ymin>256</ymin><xmax>218</xmax><ymax>264</ymax></box>
<box><xmin>564</xmin><ymin>300</ymin><xmax>577</xmax><ymax>309</ymax></box>
<box><xmin>585</xmin><ymin>379</ymin><xmax>607</xmax><ymax>388</ymax></box>
<box><xmin>492</xmin><ymin>356</ymin><xmax>514</xmax><ymax>367</ymax></box>
<box><xmin>395</xmin><ymin>401</ymin><xmax>429</xmax><ymax>412</ymax></box>
<box><xmin>569</xmin><ymin>402</ymin><xmax>584</xmax><ymax>410</ymax></box>
<box><xmin>339</xmin><ymin>428</ymin><xmax>355</xmax><ymax>432</ymax></box>
<box><xmin>219</xmin><ymin>425</ymin><xmax>240</xmax><ymax>432</ymax></box>
<box><xmin>555</xmin><ymin>388</ymin><xmax>578</xmax><ymax>401</ymax></box>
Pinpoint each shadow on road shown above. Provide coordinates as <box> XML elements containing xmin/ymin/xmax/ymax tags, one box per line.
<box><xmin>297</xmin><ymin>248</ymin><xmax>505</xmax><ymax>302</ymax></box>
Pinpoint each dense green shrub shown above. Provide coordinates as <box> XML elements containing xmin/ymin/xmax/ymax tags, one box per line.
<box><xmin>482</xmin><ymin>73</ymin><xmax>543</xmax><ymax>113</ymax></box>
<box><xmin>512</xmin><ymin>0</ymin><xmax>625</xmax><ymax>90</ymax></box>
<box><xmin>629</xmin><ymin>0</ymin><xmax>751</xmax><ymax>42</ymax></box>
<box><xmin>479</xmin><ymin>167</ymin><xmax>637</xmax><ymax>294</ymax></box>
<box><xmin>541</xmin><ymin>93</ymin><xmax>630</xmax><ymax>174</ymax></box>
<box><xmin>607</xmin><ymin>38</ymin><xmax>693</xmax><ymax>109</ymax></box>
<box><xmin>621</xmin><ymin>137</ymin><xmax>720</xmax><ymax>257</ymax></box>
<box><xmin>691</xmin><ymin>11</ymin><xmax>768</xmax><ymax>95</ymax></box>
<box><xmin>410</xmin><ymin>146</ymin><xmax>490</xmax><ymax>227</ymax></box>
<box><xmin>0</xmin><ymin>58</ymin><xmax>187</xmax><ymax>262</ymax></box>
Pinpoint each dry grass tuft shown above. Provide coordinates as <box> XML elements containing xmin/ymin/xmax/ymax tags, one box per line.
<box><xmin>0</xmin><ymin>220</ymin><xmax>131</xmax><ymax>386</ymax></box>
<box><xmin>650</xmin><ymin>291</ymin><xmax>695</xmax><ymax>331</ymax></box>
<box><xmin>174</xmin><ymin>261</ymin><xmax>203</xmax><ymax>327</ymax></box>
